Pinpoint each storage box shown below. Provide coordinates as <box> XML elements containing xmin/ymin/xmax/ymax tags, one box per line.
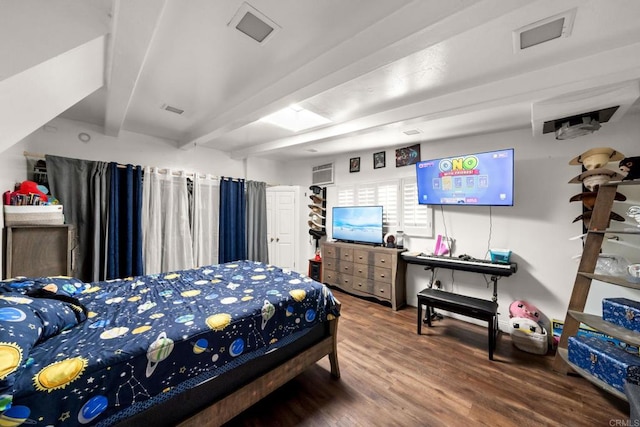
<box><xmin>489</xmin><ymin>248</ymin><xmax>511</xmax><ymax>264</ymax></box>
<box><xmin>568</xmin><ymin>335</ymin><xmax>640</xmax><ymax>392</ymax></box>
<box><xmin>3</xmin><ymin>205</ymin><xmax>64</xmax><ymax>226</ymax></box>
<box><xmin>552</xmin><ymin>319</ymin><xmax>639</xmax><ymax>354</ymax></box>
<box><xmin>603</xmin><ymin>298</ymin><xmax>640</xmax><ymax>334</ymax></box>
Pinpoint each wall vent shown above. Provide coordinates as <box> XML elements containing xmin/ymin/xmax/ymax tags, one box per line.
<box><xmin>312</xmin><ymin>163</ymin><xmax>334</xmax><ymax>185</ymax></box>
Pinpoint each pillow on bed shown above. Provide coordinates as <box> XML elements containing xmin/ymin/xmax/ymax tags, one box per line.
<box><xmin>0</xmin><ymin>276</ymin><xmax>88</xmax><ymax>297</ymax></box>
<box><xmin>0</xmin><ymin>294</ymin><xmax>44</xmax><ymax>411</ymax></box>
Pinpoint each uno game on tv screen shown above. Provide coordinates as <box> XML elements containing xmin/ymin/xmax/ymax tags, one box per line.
<box><xmin>415</xmin><ymin>148</ymin><xmax>514</xmax><ymax>206</ymax></box>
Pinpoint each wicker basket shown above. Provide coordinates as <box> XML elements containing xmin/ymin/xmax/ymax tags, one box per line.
<box><xmin>510</xmin><ymin>317</ymin><xmax>549</xmax><ymax>355</ymax></box>
<box><xmin>3</xmin><ymin>205</ymin><xmax>64</xmax><ymax>226</ymax></box>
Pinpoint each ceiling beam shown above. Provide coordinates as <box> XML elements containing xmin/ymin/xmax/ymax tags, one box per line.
<box><xmin>230</xmin><ymin>41</ymin><xmax>640</xmax><ymax>159</ymax></box>
<box><xmin>180</xmin><ymin>0</ymin><xmax>530</xmax><ymax>150</ymax></box>
<box><xmin>104</xmin><ymin>0</ymin><xmax>168</xmax><ymax>137</ymax></box>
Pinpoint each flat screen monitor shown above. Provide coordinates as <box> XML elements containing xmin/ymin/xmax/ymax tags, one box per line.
<box><xmin>332</xmin><ymin>206</ymin><xmax>383</xmax><ymax>245</ymax></box>
<box><xmin>415</xmin><ymin>148</ymin><xmax>514</xmax><ymax>206</ymax></box>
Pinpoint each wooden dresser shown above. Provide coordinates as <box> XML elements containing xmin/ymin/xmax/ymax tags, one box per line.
<box><xmin>3</xmin><ymin>225</ymin><xmax>74</xmax><ymax>279</ymax></box>
<box><xmin>322</xmin><ymin>241</ymin><xmax>406</xmax><ymax>310</ymax></box>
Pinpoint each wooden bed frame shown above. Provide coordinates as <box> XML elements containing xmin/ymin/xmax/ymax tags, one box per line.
<box><xmin>177</xmin><ymin>303</ymin><xmax>341</xmax><ymax>426</ymax></box>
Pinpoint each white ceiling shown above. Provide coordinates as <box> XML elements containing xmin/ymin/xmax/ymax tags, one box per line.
<box><xmin>59</xmin><ymin>0</ymin><xmax>640</xmax><ymax>160</ymax></box>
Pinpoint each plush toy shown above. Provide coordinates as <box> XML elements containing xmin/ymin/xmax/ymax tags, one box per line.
<box><xmin>619</xmin><ymin>157</ymin><xmax>640</xmax><ymax>181</ymax></box>
<box><xmin>15</xmin><ymin>180</ymin><xmax>48</xmax><ymax>202</ymax></box>
<box><xmin>509</xmin><ymin>300</ymin><xmax>540</xmax><ymax>322</ymax></box>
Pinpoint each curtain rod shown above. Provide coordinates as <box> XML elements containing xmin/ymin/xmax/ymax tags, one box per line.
<box><xmin>23</xmin><ymin>151</ymin><xmax>275</xmax><ymax>184</ymax></box>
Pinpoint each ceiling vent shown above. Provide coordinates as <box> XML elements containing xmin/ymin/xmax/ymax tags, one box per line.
<box><xmin>312</xmin><ymin>163</ymin><xmax>334</xmax><ymax>186</ymax></box>
<box><xmin>531</xmin><ymin>82</ymin><xmax>640</xmax><ymax>138</ymax></box>
<box><xmin>514</xmin><ymin>9</ymin><xmax>575</xmax><ymax>52</ymax></box>
<box><xmin>228</xmin><ymin>2</ymin><xmax>280</xmax><ymax>44</ymax></box>
<box><xmin>162</xmin><ymin>104</ymin><xmax>184</xmax><ymax>115</ymax></box>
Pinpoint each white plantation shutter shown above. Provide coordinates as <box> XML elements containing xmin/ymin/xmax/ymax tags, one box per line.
<box><xmin>377</xmin><ymin>181</ymin><xmax>398</xmax><ymax>227</ymax></box>
<box><xmin>337</xmin><ymin>185</ymin><xmax>355</xmax><ymax>206</ymax></box>
<box><xmin>401</xmin><ymin>177</ymin><xmax>433</xmax><ymax>236</ymax></box>
<box><xmin>356</xmin><ymin>183</ymin><xmax>375</xmax><ymax>206</ymax></box>
<box><xmin>336</xmin><ymin>178</ymin><xmax>431</xmax><ymax>236</ymax></box>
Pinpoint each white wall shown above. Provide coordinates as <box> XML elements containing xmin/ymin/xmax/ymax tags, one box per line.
<box><xmin>2</xmin><ymin>114</ymin><xmax>639</xmax><ymax>332</ymax></box>
<box><xmin>283</xmin><ymin>113</ymin><xmax>640</xmax><ymax>331</ymax></box>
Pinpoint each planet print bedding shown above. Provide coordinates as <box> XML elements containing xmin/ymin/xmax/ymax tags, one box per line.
<box><xmin>0</xmin><ymin>261</ymin><xmax>340</xmax><ymax>426</ymax></box>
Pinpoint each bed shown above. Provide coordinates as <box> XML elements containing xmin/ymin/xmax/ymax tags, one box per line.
<box><xmin>0</xmin><ymin>260</ymin><xmax>341</xmax><ymax>426</ymax></box>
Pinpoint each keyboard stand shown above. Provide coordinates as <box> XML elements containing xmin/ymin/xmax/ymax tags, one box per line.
<box><xmin>404</xmin><ymin>254</ymin><xmax>517</xmax><ymax>360</ymax></box>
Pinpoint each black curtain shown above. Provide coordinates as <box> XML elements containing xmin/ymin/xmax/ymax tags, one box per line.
<box><xmin>46</xmin><ymin>155</ymin><xmax>109</xmax><ymax>282</ymax></box>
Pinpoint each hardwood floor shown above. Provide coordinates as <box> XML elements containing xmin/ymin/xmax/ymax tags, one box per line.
<box><xmin>224</xmin><ymin>290</ymin><xmax>629</xmax><ymax>426</ymax></box>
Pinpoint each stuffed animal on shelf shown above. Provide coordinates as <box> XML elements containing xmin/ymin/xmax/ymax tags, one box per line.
<box><xmin>619</xmin><ymin>156</ymin><xmax>640</xmax><ymax>181</ymax></box>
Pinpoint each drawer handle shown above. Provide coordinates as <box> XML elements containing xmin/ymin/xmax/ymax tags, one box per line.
<box><xmin>379</xmin><ymin>274</ymin><xmax>385</xmax><ymax>278</ymax></box>
<box><xmin>379</xmin><ymin>289</ymin><xmax>385</xmax><ymax>293</ymax></box>
<box><xmin>380</xmin><ymin>259</ymin><xmax>386</xmax><ymax>263</ymax></box>
<box><xmin>358</xmin><ymin>269</ymin><xmax>363</xmax><ymax>273</ymax></box>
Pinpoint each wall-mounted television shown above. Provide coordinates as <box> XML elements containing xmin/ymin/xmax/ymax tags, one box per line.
<box><xmin>332</xmin><ymin>206</ymin><xmax>383</xmax><ymax>245</ymax></box>
<box><xmin>415</xmin><ymin>148</ymin><xmax>514</xmax><ymax>206</ymax></box>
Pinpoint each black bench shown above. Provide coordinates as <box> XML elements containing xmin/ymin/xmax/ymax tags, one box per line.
<box><xmin>417</xmin><ymin>288</ymin><xmax>498</xmax><ymax>360</ymax></box>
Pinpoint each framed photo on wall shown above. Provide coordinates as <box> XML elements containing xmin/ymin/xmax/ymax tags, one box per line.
<box><xmin>373</xmin><ymin>151</ymin><xmax>385</xmax><ymax>169</ymax></box>
<box><xmin>395</xmin><ymin>144</ymin><xmax>421</xmax><ymax>167</ymax></box>
<box><xmin>350</xmin><ymin>157</ymin><xmax>360</xmax><ymax>173</ymax></box>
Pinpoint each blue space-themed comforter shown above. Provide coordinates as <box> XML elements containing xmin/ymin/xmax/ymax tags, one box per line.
<box><xmin>0</xmin><ymin>261</ymin><xmax>340</xmax><ymax>426</ymax></box>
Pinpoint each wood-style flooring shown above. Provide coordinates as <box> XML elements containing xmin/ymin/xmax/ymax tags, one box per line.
<box><xmin>224</xmin><ymin>289</ymin><xmax>629</xmax><ymax>426</ymax></box>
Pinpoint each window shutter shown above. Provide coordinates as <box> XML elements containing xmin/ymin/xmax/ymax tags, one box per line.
<box><xmin>401</xmin><ymin>177</ymin><xmax>433</xmax><ymax>237</ymax></box>
<box><xmin>377</xmin><ymin>181</ymin><xmax>398</xmax><ymax>227</ymax></box>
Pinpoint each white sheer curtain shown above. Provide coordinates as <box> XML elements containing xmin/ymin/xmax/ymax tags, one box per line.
<box><xmin>191</xmin><ymin>174</ymin><xmax>219</xmax><ymax>267</ymax></box>
<box><xmin>142</xmin><ymin>167</ymin><xmax>194</xmax><ymax>274</ymax></box>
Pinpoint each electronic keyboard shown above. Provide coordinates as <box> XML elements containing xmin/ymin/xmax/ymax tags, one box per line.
<box><xmin>401</xmin><ymin>253</ymin><xmax>517</xmax><ymax>276</ymax></box>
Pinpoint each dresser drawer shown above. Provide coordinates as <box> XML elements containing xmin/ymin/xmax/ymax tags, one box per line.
<box><xmin>324</xmin><ymin>258</ymin><xmax>338</xmax><ymax>271</ymax></box>
<box><xmin>373</xmin><ymin>281</ymin><xmax>391</xmax><ymax>300</ymax></box>
<box><xmin>352</xmin><ymin>278</ymin><xmax>374</xmax><ymax>295</ymax></box>
<box><xmin>338</xmin><ymin>247</ymin><xmax>354</xmax><ymax>262</ymax></box>
<box><xmin>337</xmin><ymin>273</ymin><xmax>354</xmax><ymax>288</ymax></box>
<box><xmin>353</xmin><ymin>249</ymin><xmax>370</xmax><ymax>264</ymax></box>
<box><xmin>352</xmin><ymin>263</ymin><xmax>370</xmax><ymax>279</ymax></box>
<box><xmin>373</xmin><ymin>266</ymin><xmax>392</xmax><ymax>283</ymax></box>
<box><xmin>374</xmin><ymin>252</ymin><xmax>393</xmax><ymax>268</ymax></box>
<box><xmin>323</xmin><ymin>244</ymin><xmax>338</xmax><ymax>259</ymax></box>
<box><xmin>324</xmin><ymin>268</ymin><xmax>339</xmax><ymax>283</ymax></box>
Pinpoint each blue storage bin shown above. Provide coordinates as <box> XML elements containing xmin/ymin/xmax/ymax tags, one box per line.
<box><xmin>603</xmin><ymin>298</ymin><xmax>640</xmax><ymax>334</ymax></box>
<box><xmin>568</xmin><ymin>335</ymin><xmax>640</xmax><ymax>392</ymax></box>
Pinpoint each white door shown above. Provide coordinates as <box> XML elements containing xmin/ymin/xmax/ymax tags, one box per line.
<box><xmin>266</xmin><ymin>187</ymin><xmax>298</xmax><ymax>270</ymax></box>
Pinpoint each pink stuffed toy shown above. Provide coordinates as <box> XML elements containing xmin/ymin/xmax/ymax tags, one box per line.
<box><xmin>509</xmin><ymin>300</ymin><xmax>540</xmax><ymax>322</ymax></box>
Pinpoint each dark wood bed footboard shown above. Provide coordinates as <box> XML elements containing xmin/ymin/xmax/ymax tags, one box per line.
<box><xmin>178</xmin><ymin>312</ymin><xmax>340</xmax><ymax>426</ymax></box>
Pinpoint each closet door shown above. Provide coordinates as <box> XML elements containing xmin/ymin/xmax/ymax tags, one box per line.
<box><xmin>266</xmin><ymin>187</ymin><xmax>297</xmax><ymax>270</ymax></box>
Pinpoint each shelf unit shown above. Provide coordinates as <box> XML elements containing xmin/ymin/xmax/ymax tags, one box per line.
<box><xmin>552</xmin><ymin>181</ymin><xmax>640</xmax><ymax>392</ymax></box>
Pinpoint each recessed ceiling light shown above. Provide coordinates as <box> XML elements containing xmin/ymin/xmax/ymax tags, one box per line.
<box><xmin>260</xmin><ymin>105</ymin><xmax>331</xmax><ymax>132</ymax></box>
